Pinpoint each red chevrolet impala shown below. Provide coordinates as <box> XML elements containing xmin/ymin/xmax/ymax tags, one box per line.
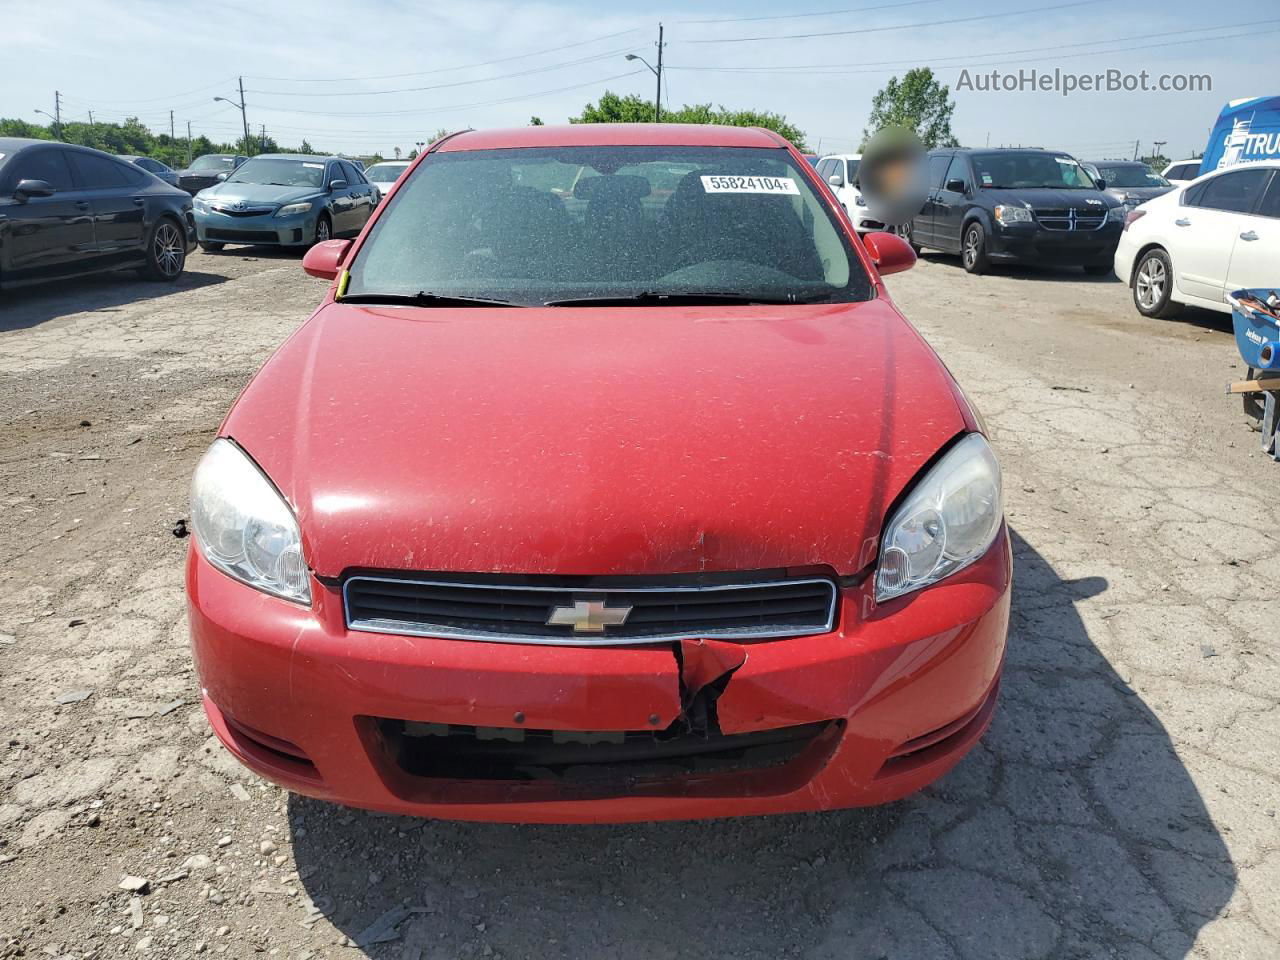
<box><xmin>187</xmin><ymin>124</ymin><xmax>1010</xmax><ymax>823</ymax></box>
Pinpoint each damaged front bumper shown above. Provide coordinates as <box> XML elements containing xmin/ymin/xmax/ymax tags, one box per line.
<box><xmin>187</xmin><ymin>528</ymin><xmax>1011</xmax><ymax>823</ymax></box>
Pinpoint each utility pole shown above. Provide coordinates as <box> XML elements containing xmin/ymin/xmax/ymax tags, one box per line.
<box><xmin>260</xmin><ymin>124</ymin><xmax>266</xmax><ymax>152</ymax></box>
<box><xmin>186</xmin><ymin>121</ymin><xmax>193</xmax><ymax>166</ymax></box>
<box><xmin>213</xmin><ymin>78</ymin><xmax>251</xmax><ymax>155</ymax></box>
<box><xmin>1152</xmin><ymin>140</ymin><xmax>1167</xmax><ymax>163</ymax></box>
<box><xmin>655</xmin><ymin>23</ymin><xmax>664</xmax><ymax>122</ymax></box>
<box><xmin>88</xmin><ymin>110</ymin><xmax>94</xmax><ymax>125</ymax></box>
<box><xmin>170</xmin><ymin>110</ymin><xmax>175</xmax><ymax>141</ymax></box>
<box><xmin>1132</xmin><ymin>139</ymin><xmax>1140</xmax><ymax>160</ymax></box>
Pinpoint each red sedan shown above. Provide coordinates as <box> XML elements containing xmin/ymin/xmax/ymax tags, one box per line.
<box><xmin>187</xmin><ymin>123</ymin><xmax>1009</xmax><ymax>823</ymax></box>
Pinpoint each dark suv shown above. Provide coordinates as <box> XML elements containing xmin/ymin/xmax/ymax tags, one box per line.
<box><xmin>905</xmin><ymin>147</ymin><xmax>1124</xmax><ymax>275</ymax></box>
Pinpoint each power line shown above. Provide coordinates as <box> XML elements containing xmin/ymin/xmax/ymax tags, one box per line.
<box><xmin>60</xmin><ymin>78</ymin><xmax>238</xmax><ymax>108</ymax></box>
<box><xmin>245</xmin><ymin>46</ymin><xmax>640</xmax><ymax>98</ymax></box>
<box><xmin>243</xmin><ymin>26</ymin><xmax>644</xmax><ymax>83</ymax></box>
<box><xmin>685</xmin><ymin>0</ymin><xmax>1105</xmax><ymax>43</ymax></box>
<box><xmin>676</xmin><ymin>0</ymin><xmax>944</xmax><ymax>24</ymax></box>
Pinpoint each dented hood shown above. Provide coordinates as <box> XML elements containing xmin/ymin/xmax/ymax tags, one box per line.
<box><xmin>223</xmin><ymin>299</ymin><xmax>967</xmax><ymax>578</ymax></box>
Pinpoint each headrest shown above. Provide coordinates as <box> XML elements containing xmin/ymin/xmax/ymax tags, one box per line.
<box><xmin>574</xmin><ymin>175</ymin><xmax>651</xmax><ymax>202</ymax></box>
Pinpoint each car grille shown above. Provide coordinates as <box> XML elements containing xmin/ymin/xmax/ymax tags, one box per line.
<box><xmin>1034</xmin><ymin>208</ymin><xmax>1108</xmax><ymax>231</ymax></box>
<box><xmin>210</xmin><ymin>204</ymin><xmax>275</xmax><ymax>217</ymax></box>
<box><xmin>205</xmin><ymin>228</ymin><xmax>279</xmax><ymax>242</ymax></box>
<box><xmin>344</xmin><ymin>574</ymin><xmax>839</xmax><ymax>645</ymax></box>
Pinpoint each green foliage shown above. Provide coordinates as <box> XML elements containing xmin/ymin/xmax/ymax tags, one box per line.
<box><xmin>529</xmin><ymin>116</ymin><xmax>544</xmax><ymax>126</ymax></box>
<box><xmin>863</xmin><ymin>68</ymin><xmax>959</xmax><ymax>150</ymax></box>
<box><xmin>1138</xmin><ymin>154</ymin><xmax>1170</xmax><ymax>172</ymax></box>
<box><xmin>569</xmin><ymin>92</ymin><xmax>808</xmax><ymax>151</ymax></box>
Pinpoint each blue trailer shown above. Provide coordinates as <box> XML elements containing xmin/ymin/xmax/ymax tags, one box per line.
<box><xmin>1201</xmin><ymin>96</ymin><xmax>1280</xmax><ymax>176</ymax></box>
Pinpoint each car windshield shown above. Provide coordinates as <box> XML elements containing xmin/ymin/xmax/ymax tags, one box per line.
<box><xmin>1097</xmin><ymin>164</ymin><xmax>1170</xmax><ymax>188</ymax></box>
<box><xmin>227</xmin><ymin>158</ymin><xmax>326</xmax><ymax>188</ymax></box>
<box><xmin>346</xmin><ymin>145</ymin><xmax>871</xmax><ymax>306</ymax></box>
<box><xmin>971</xmin><ymin>151</ymin><xmax>1097</xmax><ymax>189</ymax></box>
<box><xmin>191</xmin><ymin>155</ymin><xmax>235</xmax><ymax>172</ymax></box>
<box><xmin>366</xmin><ymin>163</ymin><xmax>408</xmax><ymax>183</ymax></box>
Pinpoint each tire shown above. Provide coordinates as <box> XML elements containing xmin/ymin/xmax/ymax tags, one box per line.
<box><xmin>198</xmin><ymin>240</ymin><xmax>224</xmax><ymax>252</ymax></box>
<box><xmin>1244</xmin><ymin>366</ymin><xmax>1265</xmax><ymax>431</ymax></box>
<box><xmin>961</xmin><ymin>221</ymin><xmax>989</xmax><ymax>274</ymax></box>
<box><xmin>898</xmin><ymin>220</ymin><xmax>921</xmax><ymax>254</ymax></box>
<box><xmin>1132</xmin><ymin>248</ymin><xmax>1182</xmax><ymax>318</ymax></box>
<box><xmin>141</xmin><ymin>217</ymin><xmax>186</xmax><ymax>282</ymax></box>
<box><xmin>312</xmin><ymin>214</ymin><xmax>332</xmax><ymax>246</ymax></box>
<box><xmin>1082</xmin><ymin>264</ymin><xmax>1111</xmax><ymax>277</ymax></box>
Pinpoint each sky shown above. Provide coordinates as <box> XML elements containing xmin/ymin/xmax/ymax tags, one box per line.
<box><xmin>3</xmin><ymin>0</ymin><xmax>1275</xmax><ymax>162</ymax></box>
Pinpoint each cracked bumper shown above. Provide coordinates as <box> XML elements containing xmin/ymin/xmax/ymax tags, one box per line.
<box><xmin>187</xmin><ymin>527</ymin><xmax>1011</xmax><ymax>823</ymax></box>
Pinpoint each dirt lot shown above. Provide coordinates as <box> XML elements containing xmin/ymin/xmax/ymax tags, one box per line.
<box><xmin>1</xmin><ymin>246</ymin><xmax>1277</xmax><ymax>960</ymax></box>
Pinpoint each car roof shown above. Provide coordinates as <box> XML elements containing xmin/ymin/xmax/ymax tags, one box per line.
<box><xmin>251</xmin><ymin>153</ymin><xmax>344</xmax><ymax>162</ymax></box>
<box><xmin>369</xmin><ymin>159</ymin><xmax>410</xmax><ymax>165</ymax></box>
<box><xmin>818</xmin><ymin>153</ymin><xmax>861</xmax><ymax>161</ymax></box>
<box><xmin>0</xmin><ymin>137</ymin><xmax>56</xmax><ymax>154</ymax></box>
<box><xmin>1088</xmin><ymin>159</ymin><xmax>1146</xmax><ymax>166</ymax></box>
<box><xmin>437</xmin><ymin>124</ymin><xmax>788</xmax><ymax>152</ymax></box>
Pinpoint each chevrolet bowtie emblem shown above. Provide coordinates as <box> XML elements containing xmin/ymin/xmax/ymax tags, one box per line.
<box><xmin>547</xmin><ymin>599</ymin><xmax>633</xmax><ymax>633</ymax></box>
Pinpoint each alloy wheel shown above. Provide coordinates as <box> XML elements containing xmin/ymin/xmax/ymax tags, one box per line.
<box><xmin>963</xmin><ymin>228</ymin><xmax>979</xmax><ymax>268</ymax></box>
<box><xmin>316</xmin><ymin>218</ymin><xmax>331</xmax><ymax>243</ymax></box>
<box><xmin>1136</xmin><ymin>256</ymin><xmax>1165</xmax><ymax>309</ymax></box>
<box><xmin>154</xmin><ymin>223</ymin><xmax>183</xmax><ymax>278</ymax></box>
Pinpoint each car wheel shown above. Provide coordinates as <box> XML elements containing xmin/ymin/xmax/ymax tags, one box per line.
<box><xmin>961</xmin><ymin>221</ymin><xmax>989</xmax><ymax>274</ymax></box>
<box><xmin>142</xmin><ymin>217</ymin><xmax>186</xmax><ymax>282</ymax></box>
<box><xmin>199</xmin><ymin>241</ymin><xmax>224</xmax><ymax>252</ymax></box>
<box><xmin>313</xmin><ymin>214</ymin><xmax>332</xmax><ymax>246</ymax></box>
<box><xmin>895</xmin><ymin>220</ymin><xmax>921</xmax><ymax>254</ymax></box>
<box><xmin>1132</xmin><ymin>248</ymin><xmax>1182</xmax><ymax>318</ymax></box>
<box><xmin>1082</xmin><ymin>264</ymin><xmax>1111</xmax><ymax>276</ymax></box>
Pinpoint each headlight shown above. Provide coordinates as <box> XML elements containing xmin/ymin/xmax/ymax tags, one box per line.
<box><xmin>853</xmin><ymin>195</ymin><xmax>866</xmax><ymax>207</ymax></box>
<box><xmin>1106</xmin><ymin>205</ymin><xmax>1125</xmax><ymax>222</ymax></box>
<box><xmin>994</xmin><ymin>204</ymin><xmax>1032</xmax><ymax>225</ymax></box>
<box><xmin>190</xmin><ymin>440</ymin><xmax>310</xmax><ymax>604</ymax></box>
<box><xmin>193</xmin><ymin>197</ymin><xmax>209</xmax><ymax>214</ymax></box>
<box><xmin>875</xmin><ymin>434</ymin><xmax>1003</xmax><ymax>602</ymax></box>
<box><xmin>276</xmin><ymin>201</ymin><xmax>313</xmax><ymax>217</ymax></box>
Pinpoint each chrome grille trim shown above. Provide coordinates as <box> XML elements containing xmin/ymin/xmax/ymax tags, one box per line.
<box><xmin>343</xmin><ymin>575</ymin><xmax>839</xmax><ymax>646</ymax></box>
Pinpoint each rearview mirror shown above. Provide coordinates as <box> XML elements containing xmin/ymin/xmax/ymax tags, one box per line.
<box><xmin>862</xmin><ymin>231</ymin><xmax>916</xmax><ymax>277</ymax></box>
<box><xmin>945</xmin><ymin>178</ymin><xmax>966</xmax><ymax>193</ymax></box>
<box><xmin>827</xmin><ymin>173</ymin><xmax>844</xmax><ymax>188</ymax></box>
<box><xmin>215</xmin><ymin>172</ymin><xmax>229</xmax><ymax>181</ymax></box>
<box><xmin>302</xmin><ymin>238</ymin><xmax>352</xmax><ymax>281</ymax></box>
<box><xmin>328</xmin><ymin>179</ymin><xmax>348</xmax><ymax>191</ymax></box>
<box><xmin>13</xmin><ymin>178</ymin><xmax>54</xmax><ymax>200</ymax></box>
<box><xmin>1094</xmin><ymin>178</ymin><xmax>1107</xmax><ymax>191</ymax></box>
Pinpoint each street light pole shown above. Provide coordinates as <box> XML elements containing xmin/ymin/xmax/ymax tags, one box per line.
<box><xmin>214</xmin><ymin>78</ymin><xmax>251</xmax><ymax>155</ymax></box>
<box><xmin>624</xmin><ymin>24</ymin><xmax>666</xmax><ymax>123</ymax></box>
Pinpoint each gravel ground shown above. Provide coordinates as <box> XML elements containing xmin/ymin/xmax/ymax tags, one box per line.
<box><xmin>0</xmin><ymin>246</ymin><xmax>1277</xmax><ymax>959</ymax></box>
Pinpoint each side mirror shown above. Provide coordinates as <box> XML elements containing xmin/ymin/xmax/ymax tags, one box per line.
<box><xmin>13</xmin><ymin>179</ymin><xmax>54</xmax><ymax>200</ymax></box>
<box><xmin>1094</xmin><ymin>178</ymin><xmax>1107</xmax><ymax>191</ymax></box>
<box><xmin>215</xmin><ymin>172</ymin><xmax>229</xmax><ymax>182</ymax></box>
<box><xmin>827</xmin><ymin>173</ymin><xmax>844</xmax><ymax>188</ymax></box>
<box><xmin>302</xmin><ymin>238</ymin><xmax>352</xmax><ymax>281</ymax></box>
<box><xmin>862</xmin><ymin>231</ymin><xmax>916</xmax><ymax>277</ymax></box>
<box><xmin>945</xmin><ymin>178</ymin><xmax>966</xmax><ymax>194</ymax></box>
<box><xmin>328</xmin><ymin>179</ymin><xmax>348</xmax><ymax>191</ymax></box>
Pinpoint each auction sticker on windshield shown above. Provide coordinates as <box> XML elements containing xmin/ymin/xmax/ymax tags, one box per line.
<box><xmin>701</xmin><ymin>175</ymin><xmax>800</xmax><ymax>195</ymax></box>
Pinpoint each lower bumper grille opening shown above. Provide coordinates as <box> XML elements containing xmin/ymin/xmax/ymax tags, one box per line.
<box><xmin>374</xmin><ymin>717</ymin><xmax>834</xmax><ymax>785</ymax></box>
<box><xmin>223</xmin><ymin>714</ymin><xmax>322</xmax><ymax>783</ymax></box>
<box><xmin>876</xmin><ymin>680</ymin><xmax>1000</xmax><ymax>779</ymax></box>
<box><xmin>205</xmin><ymin>228</ymin><xmax>278</xmax><ymax>243</ymax></box>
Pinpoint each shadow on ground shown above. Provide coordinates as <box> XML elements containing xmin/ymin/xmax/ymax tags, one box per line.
<box><xmin>0</xmin><ymin>269</ymin><xmax>227</xmax><ymax>332</ymax></box>
<box><xmin>917</xmin><ymin>251</ymin><xmax>1122</xmax><ymax>284</ymax></box>
<box><xmin>292</xmin><ymin>530</ymin><xmax>1233</xmax><ymax>960</ymax></box>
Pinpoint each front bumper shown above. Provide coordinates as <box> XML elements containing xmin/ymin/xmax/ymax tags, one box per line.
<box><xmin>195</xmin><ymin>208</ymin><xmax>316</xmax><ymax>247</ymax></box>
<box><xmin>188</xmin><ymin>528</ymin><xmax>1011</xmax><ymax>823</ymax></box>
<box><xmin>989</xmin><ymin>221</ymin><xmax>1122</xmax><ymax>265</ymax></box>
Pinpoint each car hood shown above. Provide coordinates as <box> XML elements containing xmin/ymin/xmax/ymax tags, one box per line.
<box><xmin>222</xmin><ymin>299</ymin><xmax>968</xmax><ymax>578</ymax></box>
<box><xmin>198</xmin><ymin>182</ymin><xmax>319</xmax><ymax>205</ymax></box>
<box><xmin>1107</xmin><ymin>186</ymin><xmax>1172</xmax><ymax>203</ymax></box>
<box><xmin>981</xmin><ymin>187</ymin><xmax>1119</xmax><ymax>210</ymax></box>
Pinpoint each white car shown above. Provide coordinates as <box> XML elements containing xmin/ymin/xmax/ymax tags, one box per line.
<box><xmin>1162</xmin><ymin>159</ymin><xmax>1203</xmax><ymax>185</ymax></box>
<box><xmin>1115</xmin><ymin>160</ymin><xmax>1280</xmax><ymax>317</ymax></box>
<box><xmin>365</xmin><ymin>160</ymin><xmax>411</xmax><ymax>201</ymax></box>
<box><xmin>815</xmin><ymin>153</ymin><xmax>886</xmax><ymax>233</ymax></box>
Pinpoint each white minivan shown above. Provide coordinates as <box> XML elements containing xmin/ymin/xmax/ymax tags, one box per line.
<box><xmin>1114</xmin><ymin>161</ymin><xmax>1280</xmax><ymax>317</ymax></box>
<box><xmin>815</xmin><ymin>153</ymin><xmax>887</xmax><ymax>233</ymax></box>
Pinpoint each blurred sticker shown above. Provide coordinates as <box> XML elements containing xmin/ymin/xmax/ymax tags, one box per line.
<box><xmin>981</xmin><ymin>173</ymin><xmax>994</xmax><ymax>185</ymax></box>
<box><xmin>701</xmin><ymin>175</ymin><xmax>799</xmax><ymax>195</ymax></box>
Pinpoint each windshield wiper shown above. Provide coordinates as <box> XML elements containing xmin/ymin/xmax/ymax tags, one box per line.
<box><xmin>543</xmin><ymin>291</ymin><xmax>812</xmax><ymax>307</ymax></box>
<box><xmin>339</xmin><ymin>291</ymin><xmax>520</xmax><ymax>307</ymax></box>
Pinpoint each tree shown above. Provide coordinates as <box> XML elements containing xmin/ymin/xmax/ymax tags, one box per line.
<box><xmin>569</xmin><ymin>92</ymin><xmax>808</xmax><ymax>151</ymax></box>
<box><xmin>529</xmin><ymin>116</ymin><xmax>544</xmax><ymax>126</ymax></box>
<box><xmin>298</xmin><ymin>139</ymin><xmax>315</xmax><ymax>155</ymax></box>
<box><xmin>1139</xmin><ymin>153</ymin><xmax>1170</xmax><ymax>172</ymax></box>
<box><xmin>863</xmin><ymin>68</ymin><xmax>958</xmax><ymax>150</ymax></box>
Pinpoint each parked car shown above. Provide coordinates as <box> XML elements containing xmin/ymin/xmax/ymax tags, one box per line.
<box><xmin>186</xmin><ymin>123</ymin><xmax>1009</xmax><ymax>823</ymax></box>
<box><xmin>364</xmin><ymin>159</ymin><xmax>411</xmax><ymax>200</ymax></box>
<box><xmin>1162</xmin><ymin>159</ymin><xmax>1202</xmax><ymax>185</ymax></box>
<box><xmin>816</xmin><ymin>153</ymin><xmax>887</xmax><ymax>233</ymax></box>
<box><xmin>906</xmin><ymin>147</ymin><xmax>1124</xmax><ymax>274</ymax></box>
<box><xmin>119</xmin><ymin>154</ymin><xmax>180</xmax><ymax>188</ymax></box>
<box><xmin>0</xmin><ymin>137</ymin><xmax>195</xmax><ymax>290</ymax></box>
<box><xmin>1083</xmin><ymin>160</ymin><xmax>1173</xmax><ymax>211</ymax></box>
<box><xmin>193</xmin><ymin>154</ymin><xmax>378</xmax><ymax>250</ymax></box>
<box><xmin>176</xmin><ymin>154</ymin><xmax>247</xmax><ymax>195</ymax></box>
<box><xmin>1115</xmin><ymin>160</ymin><xmax>1280</xmax><ymax>317</ymax></box>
